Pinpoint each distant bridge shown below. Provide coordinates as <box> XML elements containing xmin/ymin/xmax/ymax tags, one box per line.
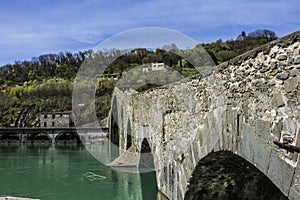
<box><xmin>0</xmin><ymin>127</ymin><xmax>108</xmax><ymax>144</ymax></box>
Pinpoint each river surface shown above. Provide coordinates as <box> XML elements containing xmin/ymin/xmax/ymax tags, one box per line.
<box><xmin>0</xmin><ymin>144</ymin><xmax>158</xmax><ymax>200</ymax></box>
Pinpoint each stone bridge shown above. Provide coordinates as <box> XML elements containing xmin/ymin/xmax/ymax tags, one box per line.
<box><xmin>109</xmin><ymin>31</ymin><xmax>300</xmax><ymax>199</ymax></box>
<box><xmin>0</xmin><ymin>127</ymin><xmax>108</xmax><ymax>144</ymax></box>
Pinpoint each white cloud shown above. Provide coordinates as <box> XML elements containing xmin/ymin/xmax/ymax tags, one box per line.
<box><xmin>0</xmin><ymin>0</ymin><xmax>299</xmax><ymax>65</ymax></box>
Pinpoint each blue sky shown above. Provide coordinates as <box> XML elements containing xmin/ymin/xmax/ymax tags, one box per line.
<box><xmin>0</xmin><ymin>0</ymin><xmax>299</xmax><ymax>65</ymax></box>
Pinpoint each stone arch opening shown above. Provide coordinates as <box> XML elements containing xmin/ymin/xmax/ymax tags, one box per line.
<box><xmin>139</xmin><ymin>138</ymin><xmax>155</xmax><ymax>169</ymax></box>
<box><xmin>0</xmin><ymin>133</ymin><xmax>20</xmax><ymax>143</ymax></box>
<box><xmin>139</xmin><ymin>138</ymin><xmax>158</xmax><ymax>199</ymax></box>
<box><xmin>55</xmin><ymin>131</ymin><xmax>81</xmax><ymax>145</ymax></box>
<box><xmin>110</xmin><ymin>95</ymin><xmax>119</xmax><ymax>146</ymax></box>
<box><xmin>28</xmin><ymin>133</ymin><xmax>51</xmax><ymax>144</ymax></box>
<box><xmin>126</xmin><ymin>119</ymin><xmax>132</xmax><ymax>150</ymax></box>
<box><xmin>184</xmin><ymin>151</ymin><xmax>288</xmax><ymax>200</ymax></box>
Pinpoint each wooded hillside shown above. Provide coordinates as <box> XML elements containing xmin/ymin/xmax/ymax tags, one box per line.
<box><xmin>0</xmin><ymin>29</ymin><xmax>277</xmax><ymax>127</ymax></box>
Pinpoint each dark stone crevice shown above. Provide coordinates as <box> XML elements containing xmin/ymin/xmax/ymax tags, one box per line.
<box><xmin>110</xmin><ymin>96</ymin><xmax>119</xmax><ymax>146</ymax></box>
<box><xmin>126</xmin><ymin>119</ymin><xmax>132</xmax><ymax>149</ymax></box>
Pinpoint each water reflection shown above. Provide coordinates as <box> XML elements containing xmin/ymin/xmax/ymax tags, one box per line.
<box><xmin>0</xmin><ymin>144</ymin><xmax>157</xmax><ymax>200</ymax></box>
<box><xmin>141</xmin><ymin>171</ymin><xmax>158</xmax><ymax>200</ymax></box>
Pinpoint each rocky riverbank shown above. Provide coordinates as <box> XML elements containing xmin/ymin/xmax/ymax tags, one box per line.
<box><xmin>0</xmin><ymin>197</ymin><xmax>39</xmax><ymax>200</ymax></box>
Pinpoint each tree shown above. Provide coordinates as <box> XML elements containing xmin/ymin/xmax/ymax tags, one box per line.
<box><xmin>237</xmin><ymin>31</ymin><xmax>246</xmax><ymax>40</ymax></box>
<box><xmin>262</xmin><ymin>29</ymin><xmax>277</xmax><ymax>41</ymax></box>
<box><xmin>248</xmin><ymin>29</ymin><xmax>277</xmax><ymax>41</ymax></box>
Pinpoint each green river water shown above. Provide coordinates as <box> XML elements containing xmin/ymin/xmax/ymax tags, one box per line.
<box><xmin>0</xmin><ymin>144</ymin><xmax>158</xmax><ymax>200</ymax></box>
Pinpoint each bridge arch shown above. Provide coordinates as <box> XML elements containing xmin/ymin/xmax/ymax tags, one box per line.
<box><xmin>185</xmin><ymin>151</ymin><xmax>288</xmax><ymax>200</ymax></box>
<box><xmin>139</xmin><ymin>137</ymin><xmax>159</xmax><ymax>199</ymax></box>
<box><xmin>28</xmin><ymin>132</ymin><xmax>51</xmax><ymax>144</ymax></box>
<box><xmin>139</xmin><ymin>138</ymin><xmax>155</xmax><ymax>170</ymax></box>
<box><xmin>55</xmin><ymin>131</ymin><xmax>81</xmax><ymax>144</ymax></box>
<box><xmin>0</xmin><ymin>132</ymin><xmax>20</xmax><ymax>143</ymax></box>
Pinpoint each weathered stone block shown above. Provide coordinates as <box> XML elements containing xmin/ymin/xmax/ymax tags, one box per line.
<box><xmin>288</xmin><ymin>187</ymin><xmax>300</xmax><ymax>200</ymax></box>
<box><xmin>192</xmin><ymin>140</ymin><xmax>201</xmax><ymax>163</ymax></box>
<box><xmin>297</xmin><ymin>90</ymin><xmax>300</xmax><ymax>103</ymax></box>
<box><xmin>276</xmin><ymin>71</ymin><xmax>290</xmax><ymax>80</ymax></box>
<box><xmin>260</xmin><ymin>65</ymin><xmax>270</xmax><ymax>73</ymax></box>
<box><xmin>289</xmin><ymin>68</ymin><xmax>298</xmax><ymax>77</ymax></box>
<box><xmin>267</xmin><ymin>149</ymin><xmax>295</xmax><ymax>195</ymax></box>
<box><xmin>272</xmin><ymin>121</ymin><xmax>282</xmax><ymax>139</ymax></box>
<box><xmin>288</xmin><ymin>155</ymin><xmax>300</xmax><ymax>200</ymax></box>
<box><xmin>270</xmin><ymin>61</ymin><xmax>277</xmax><ymax>70</ymax></box>
<box><xmin>238</xmin><ymin>123</ymin><xmax>255</xmax><ymax>162</ymax></box>
<box><xmin>277</xmin><ymin>54</ymin><xmax>288</xmax><ymax>60</ymax></box>
<box><xmin>294</xmin><ymin>56</ymin><xmax>300</xmax><ymax>64</ymax></box>
<box><xmin>270</xmin><ymin>68</ymin><xmax>279</xmax><ymax>76</ymax></box>
<box><xmin>272</xmin><ymin>93</ymin><xmax>285</xmax><ymax>107</ymax></box>
<box><xmin>242</xmin><ymin>92</ymin><xmax>251</xmax><ymax>101</ymax></box>
<box><xmin>253</xmin><ymin>136</ymin><xmax>271</xmax><ymax>174</ymax></box>
<box><xmin>283</xmin><ymin>118</ymin><xmax>297</xmax><ymax>136</ymax></box>
<box><xmin>255</xmin><ymin>119</ymin><xmax>271</xmax><ymax>141</ymax></box>
<box><xmin>284</xmin><ymin>77</ymin><xmax>298</xmax><ymax>93</ymax></box>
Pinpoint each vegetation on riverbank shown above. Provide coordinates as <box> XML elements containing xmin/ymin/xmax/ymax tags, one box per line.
<box><xmin>0</xmin><ymin>29</ymin><xmax>277</xmax><ymax>127</ymax></box>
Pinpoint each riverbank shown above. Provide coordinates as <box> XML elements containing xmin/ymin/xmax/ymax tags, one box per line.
<box><xmin>0</xmin><ymin>197</ymin><xmax>39</xmax><ymax>200</ymax></box>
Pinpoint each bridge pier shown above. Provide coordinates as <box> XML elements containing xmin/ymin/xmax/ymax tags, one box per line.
<box><xmin>20</xmin><ymin>134</ymin><xmax>26</xmax><ymax>143</ymax></box>
<box><xmin>48</xmin><ymin>134</ymin><xmax>57</xmax><ymax>144</ymax></box>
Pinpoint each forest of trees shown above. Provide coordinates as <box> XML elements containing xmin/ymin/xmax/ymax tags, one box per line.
<box><xmin>202</xmin><ymin>29</ymin><xmax>277</xmax><ymax>64</ymax></box>
<box><xmin>0</xmin><ymin>29</ymin><xmax>278</xmax><ymax>127</ymax></box>
<box><xmin>0</xmin><ymin>50</ymin><xmax>92</xmax><ymax>87</ymax></box>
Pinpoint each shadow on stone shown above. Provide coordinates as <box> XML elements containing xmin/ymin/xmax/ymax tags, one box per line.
<box><xmin>184</xmin><ymin>151</ymin><xmax>288</xmax><ymax>200</ymax></box>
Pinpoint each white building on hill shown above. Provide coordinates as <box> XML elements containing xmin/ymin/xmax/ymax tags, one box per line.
<box><xmin>151</xmin><ymin>62</ymin><xmax>165</xmax><ymax>71</ymax></box>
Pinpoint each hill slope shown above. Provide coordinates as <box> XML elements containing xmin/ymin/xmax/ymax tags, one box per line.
<box><xmin>0</xmin><ymin>29</ymin><xmax>278</xmax><ymax>127</ymax></box>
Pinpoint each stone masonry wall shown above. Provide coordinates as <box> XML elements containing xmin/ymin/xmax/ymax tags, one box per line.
<box><xmin>40</xmin><ymin>112</ymin><xmax>71</xmax><ymax>127</ymax></box>
<box><xmin>111</xmin><ymin>31</ymin><xmax>300</xmax><ymax>200</ymax></box>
